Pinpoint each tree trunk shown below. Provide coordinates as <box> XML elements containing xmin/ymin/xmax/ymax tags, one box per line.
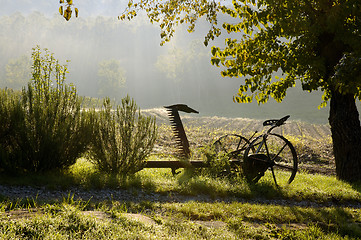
<box><xmin>329</xmin><ymin>90</ymin><xmax>361</xmax><ymax>182</ymax></box>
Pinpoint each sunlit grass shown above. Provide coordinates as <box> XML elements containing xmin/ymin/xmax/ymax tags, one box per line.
<box><xmin>1</xmin><ymin>157</ymin><xmax>361</xmax><ymax>239</ymax></box>
<box><xmin>1</xmin><ymin>156</ymin><xmax>360</xmax><ymax>205</ymax></box>
<box><xmin>161</xmin><ymin>200</ymin><xmax>361</xmax><ymax>238</ymax></box>
<box><xmin>1</xmin><ymin>197</ymin><xmax>359</xmax><ymax>239</ymax></box>
<box><xmin>162</xmin><ymin>200</ymin><xmax>361</xmax><ymax>226</ymax></box>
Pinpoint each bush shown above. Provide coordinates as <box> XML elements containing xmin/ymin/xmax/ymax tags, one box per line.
<box><xmin>196</xmin><ymin>145</ymin><xmax>234</xmax><ymax>177</ymax></box>
<box><xmin>0</xmin><ymin>46</ymin><xmax>93</xmax><ymax>174</ymax></box>
<box><xmin>89</xmin><ymin>96</ymin><xmax>157</xmax><ymax>176</ymax></box>
<box><xmin>0</xmin><ymin>88</ymin><xmax>25</xmax><ymax>172</ymax></box>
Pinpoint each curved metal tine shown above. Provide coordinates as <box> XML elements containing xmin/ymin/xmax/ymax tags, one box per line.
<box><xmin>271</xmin><ymin>166</ymin><xmax>278</xmax><ymax>186</ymax></box>
<box><xmin>213</xmin><ymin>140</ymin><xmax>222</xmax><ymax>151</ymax></box>
<box><xmin>219</xmin><ymin>136</ymin><xmax>229</xmax><ymax>153</ymax></box>
<box><xmin>236</xmin><ymin>139</ymin><xmax>242</xmax><ymax>150</ymax></box>
<box><xmin>171</xmin><ymin>168</ymin><xmax>181</xmax><ymax>176</ymax></box>
<box><xmin>238</xmin><ymin>138</ymin><xmax>249</xmax><ymax>151</ymax></box>
<box><xmin>214</xmin><ymin>138</ymin><xmax>225</xmax><ymax>150</ymax></box>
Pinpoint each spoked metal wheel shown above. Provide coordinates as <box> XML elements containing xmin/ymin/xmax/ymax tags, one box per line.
<box><xmin>213</xmin><ymin>134</ymin><xmax>252</xmax><ymax>174</ymax></box>
<box><xmin>243</xmin><ymin>133</ymin><xmax>298</xmax><ymax>186</ymax></box>
<box><xmin>213</xmin><ymin>134</ymin><xmax>250</xmax><ymax>161</ymax></box>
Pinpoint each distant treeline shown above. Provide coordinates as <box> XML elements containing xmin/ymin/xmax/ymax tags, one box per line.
<box><xmin>0</xmin><ymin>12</ymin><xmax>334</xmax><ymax>123</ymax></box>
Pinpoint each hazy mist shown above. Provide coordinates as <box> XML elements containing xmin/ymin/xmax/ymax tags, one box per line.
<box><xmin>0</xmin><ymin>0</ymin><xmax>346</xmax><ymax>124</ymax></box>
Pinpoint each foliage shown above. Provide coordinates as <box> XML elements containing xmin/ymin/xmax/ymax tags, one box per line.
<box><xmin>0</xmin><ymin>89</ymin><xmax>25</xmax><ymax>173</ymax></box>
<box><xmin>118</xmin><ymin>0</ymin><xmax>361</xmax><ymax>105</ymax></box>
<box><xmin>59</xmin><ymin>0</ymin><xmax>78</xmax><ymax>21</ymax></box>
<box><xmin>80</xmin><ymin>96</ymin><xmax>104</xmax><ymax>109</ymax></box>
<box><xmin>97</xmin><ymin>59</ymin><xmax>126</xmax><ymax>99</ymax></box>
<box><xmin>119</xmin><ymin>0</ymin><xmax>222</xmax><ymax>46</ymax></box>
<box><xmin>89</xmin><ymin>96</ymin><xmax>157</xmax><ymax>176</ymax></box>
<box><xmin>210</xmin><ymin>0</ymin><xmax>361</xmax><ymax>106</ymax></box>
<box><xmin>195</xmin><ymin>145</ymin><xmax>234</xmax><ymax>177</ymax></box>
<box><xmin>0</xmin><ymin>46</ymin><xmax>93</xmax><ymax>174</ymax></box>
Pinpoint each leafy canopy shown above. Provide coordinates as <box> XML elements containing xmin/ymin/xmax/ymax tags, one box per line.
<box><xmin>211</xmin><ymin>0</ymin><xmax>361</xmax><ymax>106</ymax></box>
<box><xmin>119</xmin><ymin>0</ymin><xmax>222</xmax><ymax>46</ymax></box>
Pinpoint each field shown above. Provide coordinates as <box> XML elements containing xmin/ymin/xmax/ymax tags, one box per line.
<box><xmin>1</xmin><ymin>109</ymin><xmax>360</xmax><ymax>239</ymax></box>
<box><xmin>145</xmin><ymin>108</ymin><xmax>335</xmax><ymax>175</ymax></box>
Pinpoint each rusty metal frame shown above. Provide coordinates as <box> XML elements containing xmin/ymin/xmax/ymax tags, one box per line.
<box><xmin>164</xmin><ymin>104</ymin><xmax>198</xmax><ymax>159</ymax></box>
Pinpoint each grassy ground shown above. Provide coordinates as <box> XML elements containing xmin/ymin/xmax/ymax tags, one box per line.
<box><xmin>0</xmin><ymin>122</ymin><xmax>360</xmax><ymax>239</ymax></box>
<box><xmin>0</xmin><ymin>158</ymin><xmax>361</xmax><ymax>239</ymax></box>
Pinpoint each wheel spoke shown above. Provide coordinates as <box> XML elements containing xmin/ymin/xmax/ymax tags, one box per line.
<box><xmin>273</xmin><ymin>162</ymin><xmax>295</xmax><ymax>171</ymax></box>
<box><xmin>244</xmin><ymin>133</ymin><xmax>298</xmax><ymax>185</ymax></box>
<box><xmin>271</xmin><ymin>143</ymin><xmax>288</xmax><ymax>162</ymax></box>
<box><xmin>213</xmin><ymin>134</ymin><xmax>252</xmax><ymax>174</ymax></box>
<box><xmin>264</xmin><ymin>136</ymin><xmax>271</xmax><ymax>160</ymax></box>
<box><xmin>271</xmin><ymin>166</ymin><xmax>278</xmax><ymax>186</ymax></box>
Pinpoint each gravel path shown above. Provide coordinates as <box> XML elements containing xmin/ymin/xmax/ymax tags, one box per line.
<box><xmin>1</xmin><ymin>185</ymin><xmax>360</xmax><ymax>209</ymax></box>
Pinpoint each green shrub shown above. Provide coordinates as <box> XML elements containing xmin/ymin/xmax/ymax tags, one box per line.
<box><xmin>0</xmin><ymin>88</ymin><xmax>25</xmax><ymax>172</ymax></box>
<box><xmin>0</xmin><ymin>46</ymin><xmax>93</xmax><ymax>174</ymax></box>
<box><xmin>89</xmin><ymin>96</ymin><xmax>157</xmax><ymax>176</ymax></box>
<box><xmin>197</xmin><ymin>145</ymin><xmax>234</xmax><ymax>177</ymax></box>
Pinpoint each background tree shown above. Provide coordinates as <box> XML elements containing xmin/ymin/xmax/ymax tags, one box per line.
<box><xmin>97</xmin><ymin>59</ymin><xmax>126</xmax><ymax>100</ymax></box>
<box><xmin>2</xmin><ymin>55</ymin><xmax>31</xmax><ymax>90</ymax></box>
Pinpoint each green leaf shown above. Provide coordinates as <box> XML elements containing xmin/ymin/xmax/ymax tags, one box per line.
<box><xmin>211</xmin><ymin>58</ymin><xmax>221</xmax><ymax>66</ymax></box>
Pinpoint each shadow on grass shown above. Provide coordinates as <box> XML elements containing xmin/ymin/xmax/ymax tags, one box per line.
<box><xmin>0</xmin><ymin>170</ymin><xmax>76</xmax><ymax>190</ymax></box>
<box><xmin>1</xmin><ymin>166</ymin><xmax>361</xmax><ymax>210</ymax></box>
<box><xmin>176</xmin><ymin>170</ymin><xmax>284</xmax><ymax>200</ymax></box>
<box><xmin>0</xmin><ymin>169</ymin><xmax>154</xmax><ymax>192</ymax></box>
<box><xmin>287</xmin><ymin>204</ymin><xmax>361</xmax><ymax>238</ymax></box>
<box><xmin>352</xmin><ymin>182</ymin><xmax>361</xmax><ymax>194</ymax></box>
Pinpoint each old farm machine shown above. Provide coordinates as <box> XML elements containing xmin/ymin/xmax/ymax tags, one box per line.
<box><xmin>144</xmin><ymin>104</ymin><xmax>298</xmax><ymax>185</ymax></box>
